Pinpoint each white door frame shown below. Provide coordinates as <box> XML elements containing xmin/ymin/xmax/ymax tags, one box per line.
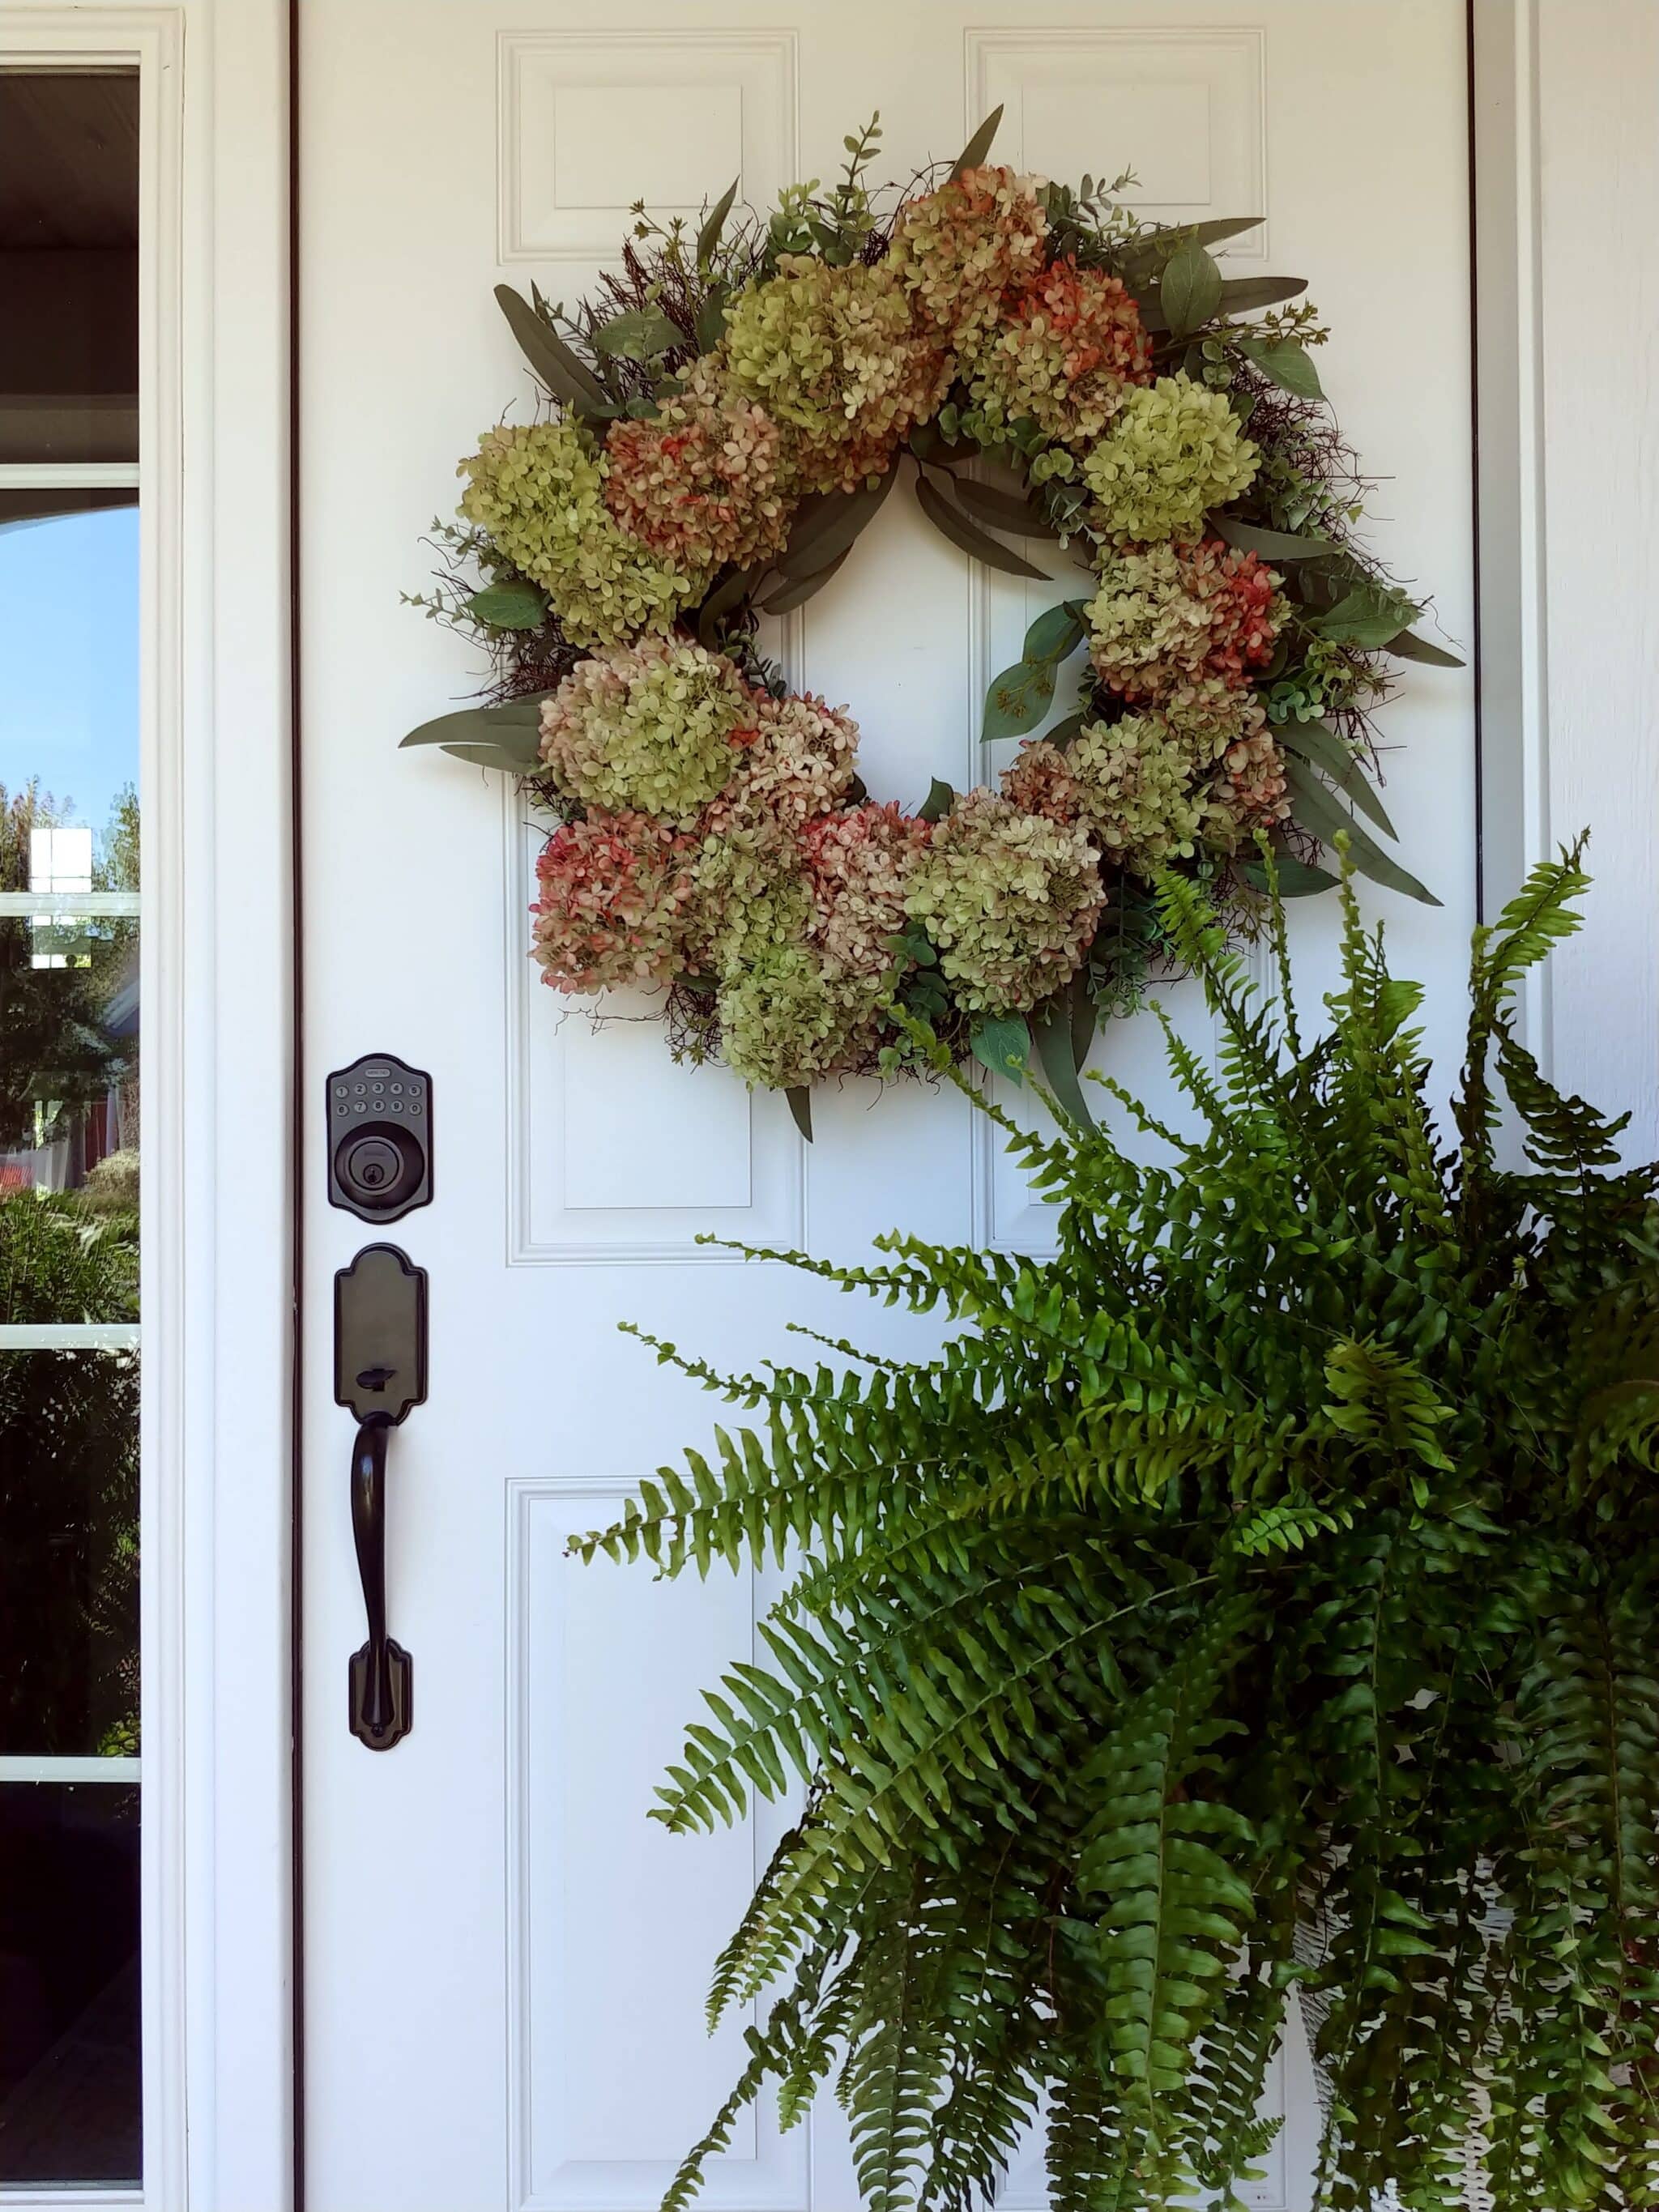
<box><xmin>5</xmin><ymin>3</ymin><xmax>1653</xmax><ymax>2207</ymax></box>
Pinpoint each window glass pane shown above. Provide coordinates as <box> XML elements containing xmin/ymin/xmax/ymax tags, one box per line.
<box><xmin>0</xmin><ymin>507</ymin><xmax>140</xmax><ymax>1236</ymax></box>
<box><xmin>0</xmin><ymin>1347</ymin><xmax>139</xmax><ymax>1760</ymax></box>
<box><xmin>0</xmin><ymin>72</ymin><xmax>139</xmax><ymax>466</ymax></box>
<box><xmin>0</xmin><ymin>1783</ymin><xmax>140</xmax><ymax>2187</ymax></box>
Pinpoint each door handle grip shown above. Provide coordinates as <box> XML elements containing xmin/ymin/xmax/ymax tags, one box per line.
<box><xmin>335</xmin><ymin>1242</ymin><xmax>425</xmax><ymax>1751</ymax></box>
<box><xmin>350</xmin><ymin>1414</ymin><xmax>411</xmax><ymax>1747</ymax></box>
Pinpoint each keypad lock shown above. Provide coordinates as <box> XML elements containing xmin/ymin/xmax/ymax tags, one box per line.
<box><xmin>326</xmin><ymin>1053</ymin><xmax>433</xmax><ymax>1223</ymax></box>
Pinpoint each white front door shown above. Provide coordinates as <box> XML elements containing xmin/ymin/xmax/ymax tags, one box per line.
<box><xmin>298</xmin><ymin>6</ymin><xmax>1475</xmax><ymax>2208</ymax></box>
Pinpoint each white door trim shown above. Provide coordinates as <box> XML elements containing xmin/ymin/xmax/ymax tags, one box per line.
<box><xmin>10</xmin><ymin>2</ymin><xmax>1655</xmax><ymax>2206</ymax></box>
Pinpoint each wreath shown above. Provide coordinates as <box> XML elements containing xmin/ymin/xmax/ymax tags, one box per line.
<box><xmin>403</xmin><ymin>109</ymin><xmax>1458</xmax><ymax>1136</ymax></box>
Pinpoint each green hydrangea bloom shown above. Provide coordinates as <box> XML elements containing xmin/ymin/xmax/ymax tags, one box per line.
<box><xmin>902</xmin><ymin>791</ymin><xmax>1101</xmax><ymax>1014</ymax></box>
<box><xmin>458</xmin><ymin>420</ymin><xmax>706</xmax><ymax>648</ymax></box>
<box><xmin>689</xmin><ymin>819</ymin><xmax>813</xmax><ymax>975</ymax></box>
<box><xmin>716</xmin><ymin>941</ymin><xmax>872</xmax><ymax>1090</ymax></box>
<box><xmin>1067</xmin><ymin>713</ymin><xmax>1209</xmax><ymax>872</ymax></box>
<box><xmin>1081</xmin><ymin>374</ymin><xmax>1259</xmax><ymax>545</ymax></box>
<box><xmin>538</xmin><ymin>638</ymin><xmax>754</xmax><ymax>825</ymax></box>
<box><xmin>720</xmin><ymin>257</ymin><xmax>945</xmax><ymax>493</ymax></box>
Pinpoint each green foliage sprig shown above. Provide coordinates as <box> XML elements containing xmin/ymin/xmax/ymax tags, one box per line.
<box><xmin>575</xmin><ymin>838</ymin><xmax>1659</xmax><ymax>2211</ymax></box>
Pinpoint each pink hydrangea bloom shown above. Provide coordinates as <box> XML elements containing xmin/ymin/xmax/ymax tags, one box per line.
<box><xmin>969</xmin><ymin>259</ymin><xmax>1153</xmax><ymax>449</ymax></box>
<box><xmin>1088</xmin><ymin>539</ymin><xmax>1283</xmax><ymax>706</ymax></box>
<box><xmin>531</xmin><ymin>810</ymin><xmax>697</xmax><ymax>993</ymax></box>
<box><xmin>800</xmin><ymin>802</ymin><xmax>934</xmax><ymax>978</ymax></box>
<box><xmin>603</xmin><ymin>362</ymin><xmax>792</xmax><ymax>575</ymax></box>
<box><xmin>887</xmin><ymin>164</ymin><xmax>1048</xmax><ymax>364</ymax></box>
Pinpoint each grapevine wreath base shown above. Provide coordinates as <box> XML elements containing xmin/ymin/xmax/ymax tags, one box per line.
<box><xmin>403</xmin><ymin>109</ymin><xmax>1459</xmax><ymax>1136</ymax></box>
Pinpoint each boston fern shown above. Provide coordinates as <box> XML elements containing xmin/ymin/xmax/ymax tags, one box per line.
<box><xmin>574</xmin><ymin>841</ymin><xmax>1659</xmax><ymax>2212</ymax></box>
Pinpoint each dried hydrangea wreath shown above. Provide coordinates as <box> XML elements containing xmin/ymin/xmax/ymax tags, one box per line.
<box><xmin>403</xmin><ymin>109</ymin><xmax>1459</xmax><ymax>1136</ymax></box>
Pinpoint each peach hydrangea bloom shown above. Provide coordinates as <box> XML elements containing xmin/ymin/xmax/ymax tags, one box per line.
<box><xmin>1087</xmin><ymin>540</ymin><xmax>1283</xmax><ymax>705</ymax></box>
<box><xmin>969</xmin><ymin>259</ymin><xmax>1153</xmax><ymax>451</ymax></box>
<box><xmin>800</xmin><ymin>802</ymin><xmax>934</xmax><ymax>981</ymax></box>
<box><xmin>887</xmin><ymin>165</ymin><xmax>1048</xmax><ymax>366</ymax></box>
<box><xmin>603</xmin><ymin>360</ymin><xmax>792</xmax><ymax>575</ymax></box>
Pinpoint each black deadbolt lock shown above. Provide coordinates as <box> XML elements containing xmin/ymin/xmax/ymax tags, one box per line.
<box><xmin>326</xmin><ymin>1053</ymin><xmax>433</xmax><ymax>1223</ymax></box>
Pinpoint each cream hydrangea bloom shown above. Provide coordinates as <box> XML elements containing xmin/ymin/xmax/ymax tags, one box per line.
<box><xmin>458</xmin><ymin>420</ymin><xmax>705</xmax><ymax>648</ymax></box>
<box><xmin>903</xmin><ymin>790</ymin><xmax>1101</xmax><ymax>1014</ymax></box>
<box><xmin>537</xmin><ymin>637</ymin><xmax>756</xmax><ymax>825</ymax></box>
<box><xmin>1081</xmin><ymin>374</ymin><xmax>1260</xmax><ymax>546</ymax></box>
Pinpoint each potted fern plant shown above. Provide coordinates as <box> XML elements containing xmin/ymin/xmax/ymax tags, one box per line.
<box><xmin>576</xmin><ymin>839</ymin><xmax>1659</xmax><ymax>2212</ymax></box>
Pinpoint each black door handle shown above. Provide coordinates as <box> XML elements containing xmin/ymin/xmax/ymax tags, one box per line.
<box><xmin>335</xmin><ymin>1244</ymin><xmax>428</xmax><ymax>1751</ymax></box>
<box><xmin>349</xmin><ymin>1413</ymin><xmax>411</xmax><ymax>1748</ymax></box>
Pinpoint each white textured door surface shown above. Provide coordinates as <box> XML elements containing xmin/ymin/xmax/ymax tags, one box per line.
<box><xmin>299</xmin><ymin>6</ymin><xmax>1474</xmax><ymax>2207</ymax></box>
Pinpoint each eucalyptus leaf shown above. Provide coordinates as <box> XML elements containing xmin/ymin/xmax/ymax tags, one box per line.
<box><xmin>465</xmin><ymin>580</ymin><xmax>548</xmax><ymax>631</ymax></box>
<box><xmin>953</xmin><ymin>475</ymin><xmax>1058</xmax><ymax>539</ymax></box>
<box><xmin>696</xmin><ymin>179</ymin><xmax>740</xmax><ymax>270</ymax></box>
<box><xmin>983</xmin><ymin>658</ymin><xmax>1056</xmax><ymax>742</ymax></box>
<box><xmin>1278</xmin><ymin>722</ymin><xmax>1397</xmax><ymax>839</ymax></box>
<box><xmin>493</xmin><ymin>284</ymin><xmax>610</xmax><ymax>411</ymax></box>
<box><xmin>1217</xmin><ymin>275</ymin><xmax>1308</xmax><ymax>315</ymax></box>
<box><xmin>695</xmin><ymin>289</ymin><xmax>731</xmax><ymax>354</ymax></box>
<box><xmin>785</xmin><ymin>1086</ymin><xmax>813</xmax><ymax>1144</ymax></box>
<box><xmin>970</xmin><ymin>1014</ymin><xmax>1030</xmax><ymax>1086</ymax></box>
<box><xmin>1388</xmin><ymin>628</ymin><xmax>1466</xmax><ymax>670</ymax></box>
<box><xmin>778</xmin><ymin>472</ymin><xmax>893</xmax><ymax>579</ymax></box>
<box><xmin>1316</xmin><ymin>583</ymin><xmax>1422</xmax><ymax>650</ymax></box>
<box><xmin>1022</xmin><ymin>600</ymin><xmax>1089</xmax><ymax>664</ymax></box>
<box><xmin>918</xmin><ymin>778</ymin><xmax>957</xmax><ymax>825</ymax></box>
<box><xmin>1161</xmin><ymin>244</ymin><xmax>1224</xmax><ymax>338</ymax></box>
<box><xmin>1284</xmin><ymin>758</ymin><xmax>1439</xmax><ymax>905</ymax></box>
<box><xmin>400</xmin><ymin>693</ymin><xmax>551</xmax><ymax>760</ymax></box>
<box><xmin>437</xmin><ymin>740</ymin><xmax>541</xmax><ymax>774</ymax></box>
<box><xmin>1238</xmin><ymin>337</ymin><xmax>1324</xmax><ymax>400</ymax></box>
<box><xmin>1240</xmin><ymin>847</ymin><xmax>1339</xmax><ymax>897</ymax></box>
<box><xmin>914</xmin><ymin>475</ymin><xmax>1049</xmax><ymax>580</ymax></box>
<box><xmin>1032</xmin><ymin>993</ymin><xmax>1096</xmax><ymax>1127</ymax></box>
<box><xmin>949</xmin><ymin>106</ymin><xmax>1004</xmax><ymax>181</ymax></box>
<box><xmin>760</xmin><ymin>551</ymin><xmax>851</xmax><ymax>615</ymax></box>
<box><xmin>696</xmin><ymin>563</ymin><xmax>758</xmax><ymax>646</ymax></box>
<box><xmin>1209</xmin><ymin>514</ymin><xmax>1334</xmax><ymax>563</ymax></box>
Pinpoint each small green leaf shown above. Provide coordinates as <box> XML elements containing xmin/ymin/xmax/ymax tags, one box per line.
<box><xmin>1160</xmin><ymin>244</ymin><xmax>1224</xmax><ymax>337</ymax></box>
<box><xmin>1021</xmin><ymin>600</ymin><xmax>1089</xmax><ymax>664</ymax></box>
<box><xmin>914</xmin><ymin>475</ymin><xmax>1049</xmax><ymax>579</ymax></box>
<box><xmin>696</xmin><ymin>179</ymin><xmax>740</xmax><ymax>270</ymax></box>
<box><xmin>971</xmin><ymin>1014</ymin><xmax>1030</xmax><ymax>1086</ymax></box>
<box><xmin>784</xmin><ymin>1085</ymin><xmax>813</xmax><ymax>1143</ymax></box>
<box><xmin>918</xmin><ymin>778</ymin><xmax>957</xmax><ymax>825</ymax></box>
<box><xmin>465</xmin><ymin>580</ymin><xmax>548</xmax><ymax>631</ymax></box>
<box><xmin>983</xmin><ymin>658</ymin><xmax>1056</xmax><ymax>741</ymax></box>
<box><xmin>1238</xmin><ymin>337</ymin><xmax>1324</xmax><ymax>399</ymax></box>
<box><xmin>592</xmin><ymin>309</ymin><xmax>683</xmax><ymax>363</ymax></box>
<box><xmin>949</xmin><ymin>106</ymin><xmax>1003</xmax><ymax>181</ymax></box>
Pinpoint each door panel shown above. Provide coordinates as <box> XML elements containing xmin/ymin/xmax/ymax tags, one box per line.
<box><xmin>301</xmin><ymin>6</ymin><xmax>1473</xmax><ymax>2207</ymax></box>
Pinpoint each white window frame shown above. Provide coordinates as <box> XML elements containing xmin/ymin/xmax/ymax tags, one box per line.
<box><xmin>2</xmin><ymin>6</ymin><xmax>292</xmax><ymax>2209</ymax></box>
